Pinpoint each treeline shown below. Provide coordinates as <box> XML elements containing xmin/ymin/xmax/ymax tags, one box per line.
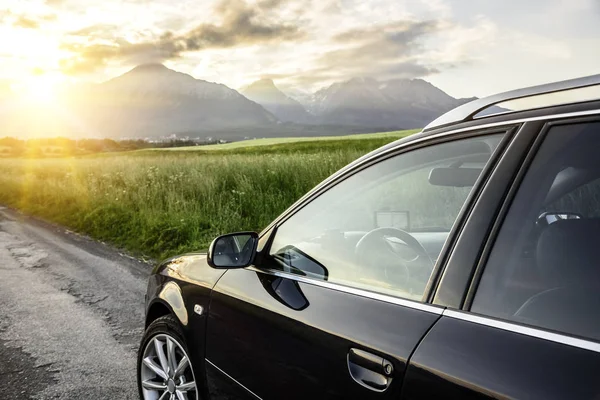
<box><xmin>0</xmin><ymin>137</ymin><xmax>209</xmax><ymax>157</ymax></box>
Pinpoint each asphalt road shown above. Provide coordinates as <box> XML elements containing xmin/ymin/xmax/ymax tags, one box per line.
<box><xmin>0</xmin><ymin>207</ymin><xmax>152</xmax><ymax>399</ymax></box>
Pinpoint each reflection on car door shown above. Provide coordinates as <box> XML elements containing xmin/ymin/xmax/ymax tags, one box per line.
<box><xmin>206</xmin><ymin>267</ymin><xmax>442</xmax><ymax>400</ymax></box>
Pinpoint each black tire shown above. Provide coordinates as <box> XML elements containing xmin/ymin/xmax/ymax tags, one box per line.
<box><xmin>137</xmin><ymin>314</ymin><xmax>198</xmax><ymax>400</ymax></box>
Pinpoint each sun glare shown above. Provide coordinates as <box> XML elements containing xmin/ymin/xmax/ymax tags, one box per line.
<box><xmin>11</xmin><ymin>74</ymin><xmax>63</xmax><ymax>105</ymax></box>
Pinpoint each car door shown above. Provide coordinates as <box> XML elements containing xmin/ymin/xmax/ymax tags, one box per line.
<box><xmin>402</xmin><ymin>117</ymin><xmax>600</xmax><ymax>399</ymax></box>
<box><xmin>203</xmin><ymin>130</ymin><xmax>512</xmax><ymax>399</ymax></box>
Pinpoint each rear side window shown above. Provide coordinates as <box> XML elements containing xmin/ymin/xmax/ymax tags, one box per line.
<box><xmin>472</xmin><ymin>121</ymin><xmax>600</xmax><ymax>342</ymax></box>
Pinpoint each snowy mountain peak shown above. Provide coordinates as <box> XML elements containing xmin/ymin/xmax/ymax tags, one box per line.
<box><xmin>242</xmin><ymin>79</ymin><xmax>312</xmax><ymax>123</ymax></box>
<box><xmin>303</xmin><ymin>77</ymin><xmax>470</xmax><ymax>129</ymax></box>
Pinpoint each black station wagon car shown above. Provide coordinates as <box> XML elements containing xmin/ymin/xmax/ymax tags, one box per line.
<box><xmin>138</xmin><ymin>75</ymin><xmax>600</xmax><ymax>400</ymax></box>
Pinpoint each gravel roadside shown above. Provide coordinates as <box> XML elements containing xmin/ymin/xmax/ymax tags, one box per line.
<box><xmin>0</xmin><ymin>207</ymin><xmax>152</xmax><ymax>399</ymax></box>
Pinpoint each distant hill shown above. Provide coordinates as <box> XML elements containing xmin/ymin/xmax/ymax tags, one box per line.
<box><xmin>65</xmin><ymin>64</ymin><xmax>277</xmax><ymax>138</ymax></box>
<box><xmin>242</xmin><ymin>79</ymin><xmax>312</xmax><ymax>123</ymax></box>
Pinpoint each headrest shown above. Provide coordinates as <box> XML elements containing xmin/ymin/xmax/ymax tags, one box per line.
<box><xmin>537</xmin><ymin>219</ymin><xmax>600</xmax><ymax>286</ymax></box>
<box><xmin>558</xmin><ymin>123</ymin><xmax>600</xmax><ymax>169</ymax></box>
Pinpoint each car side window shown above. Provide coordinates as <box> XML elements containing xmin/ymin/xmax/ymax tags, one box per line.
<box><xmin>472</xmin><ymin>121</ymin><xmax>600</xmax><ymax>341</ymax></box>
<box><xmin>264</xmin><ymin>134</ymin><xmax>504</xmax><ymax>301</ymax></box>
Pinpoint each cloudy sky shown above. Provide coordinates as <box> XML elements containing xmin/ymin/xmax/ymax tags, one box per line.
<box><xmin>0</xmin><ymin>0</ymin><xmax>598</xmax><ymax>98</ymax></box>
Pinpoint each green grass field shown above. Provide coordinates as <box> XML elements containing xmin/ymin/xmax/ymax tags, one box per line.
<box><xmin>0</xmin><ymin>130</ymin><xmax>417</xmax><ymax>260</ymax></box>
<box><xmin>155</xmin><ymin>130</ymin><xmax>418</xmax><ymax>151</ymax></box>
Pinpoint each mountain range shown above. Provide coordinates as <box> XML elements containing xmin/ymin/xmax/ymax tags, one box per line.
<box><xmin>306</xmin><ymin>77</ymin><xmax>474</xmax><ymax>129</ymax></box>
<box><xmin>0</xmin><ymin>64</ymin><xmax>477</xmax><ymax>140</ymax></box>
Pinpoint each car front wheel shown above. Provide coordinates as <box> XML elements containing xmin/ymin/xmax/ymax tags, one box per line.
<box><xmin>137</xmin><ymin>315</ymin><xmax>198</xmax><ymax>400</ymax></box>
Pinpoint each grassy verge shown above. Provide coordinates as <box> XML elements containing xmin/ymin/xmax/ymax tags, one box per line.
<box><xmin>0</xmin><ymin>130</ymin><xmax>416</xmax><ymax>260</ymax></box>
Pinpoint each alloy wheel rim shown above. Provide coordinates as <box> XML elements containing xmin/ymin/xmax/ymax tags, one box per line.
<box><xmin>140</xmin><ymin>333</ymin><xmax>197</xmax><ymax>400</ymax></box>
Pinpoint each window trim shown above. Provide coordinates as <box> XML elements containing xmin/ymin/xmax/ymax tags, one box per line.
<box><xmin>254</xmin><ymin>128</ymin><xmax>514</xmax><ymax>304</ymax></box>
<box><xmin>444</xmin><ymin>309</ymin><xmax>600</xmax><ymax>354</ymax></box>
<box><xmin>246</xmin><ymin>265</ymin><xmax>444</xmax><ymax>315</ymax></box>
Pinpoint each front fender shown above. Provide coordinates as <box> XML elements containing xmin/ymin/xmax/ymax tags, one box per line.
<box><xmin>146</xmin><ymin>253</ymin><xmax>227</xmax><ymax>328</ymax></box>
<box><xmin>157</xmin><ymin>281</ymin><xmax>188</xmax><ymax>326</ymax></box>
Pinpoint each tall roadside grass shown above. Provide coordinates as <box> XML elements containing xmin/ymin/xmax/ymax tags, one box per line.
<box><xmin>0</xmin><ymin>134</ymin><xmax>408</xmax><ymax>260</ymax></box>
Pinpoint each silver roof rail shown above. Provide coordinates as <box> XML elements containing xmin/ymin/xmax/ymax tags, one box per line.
<box><xmin>424</xmin><ymin>74</ymin><xmax>600</xmax><ymax>131</ymax></box>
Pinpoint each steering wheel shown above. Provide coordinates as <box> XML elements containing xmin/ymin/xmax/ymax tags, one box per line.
<box><xmin>355</xmin><ymin>227</ymin><xmax>434</xmax><ymax>289</ymax></box>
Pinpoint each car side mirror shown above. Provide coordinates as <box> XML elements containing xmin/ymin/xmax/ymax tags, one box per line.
<box><xmin>207</xmin><ymin>232</ymin><xmax>259</xmax><ymax>269</ymax></box>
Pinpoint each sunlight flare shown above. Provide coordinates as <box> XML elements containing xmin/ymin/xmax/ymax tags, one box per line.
<box><xmin>10</xmin><ymin>73</ymin><xmax>63</xmax><ymax>105</ymax></box>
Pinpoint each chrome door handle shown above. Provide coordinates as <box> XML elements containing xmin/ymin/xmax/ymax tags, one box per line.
<box><xmin>347</xmin><ymin>348</ymin><xmax>394</xmax><ymax>392</ymax></box>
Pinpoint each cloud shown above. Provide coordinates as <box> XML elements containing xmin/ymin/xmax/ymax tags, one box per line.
<box><xmin>182</xmin><ymin>0</ymin><xmax>301</xmax><ymax>50</ymax></box>
<box><xmin>59</xmin><ymin>38</ymin><xmax>185</xmax><ymax>74</ymax></box>
<box><xmin>59</xmin><ymin>0</ymin><xmax>303</xmax><ymax>75</ymax></box>
<box><xmin>332</xmin><ymin>20</ymin><xmax>439</xmax><ymax>44</ymax></box>
<box><xmin>5</xmin><ymin>12</ymin><xmax>57</xmax><ymax>29</ymax></box>
<box><xmin>14</xmin><ymin>17</ymin><xmax>38</xmax><ymax>29</ymax></box>
<box><xmin>326</xmin><ymin>20</ymin><xmax>441</xmax><ymax>67</ymax></box>
<box><xmin>69</xmin><ymin>24</ymin><xmax>119</xmax><ymax>38</ymax></box>
<box><xmin>275</xmin><ymin>20</ymin><xmax>444</xmax><ymax>88</ymax></box>
<box><xmin>51</xmin><ymin>0</ymin><xmax>492</xmax><ymax>89</ymax></box>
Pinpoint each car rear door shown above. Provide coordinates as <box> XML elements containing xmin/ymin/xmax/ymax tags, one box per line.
<box><xmin>204</xmin><ymin>129</ymin><xmax>513</xmax><ymax>399</ymax></box>
<box><xmin>402</xmin><ymin>117</ymin><xmax>600</xmax><ymax>399</ymax></box>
